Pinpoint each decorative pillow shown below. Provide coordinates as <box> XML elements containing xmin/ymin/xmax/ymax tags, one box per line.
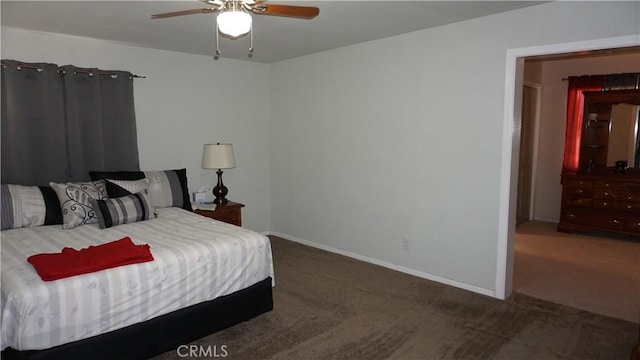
<box><xmin>105</xmin><ymin>178</ymin><xmax>150</xmax><ymax>197</ymax></box>
<box><xmin>89</xmin><ymin>169</ymin><xmax>192</xmax><ymax>211</ymax></box>
<box><xmin>1</xmin><ymin>184</ymin><xmax>63</xmax><ymax>230</ymax></box>
<box><xmin>90</xmin><ymin>192</ymin><xmax>157</xmax><ymax>229</ymax></box>
<box><xmin>49</xmin><ymin>180</ymin><xmax>108</xmax><ymax>229</ymax></box>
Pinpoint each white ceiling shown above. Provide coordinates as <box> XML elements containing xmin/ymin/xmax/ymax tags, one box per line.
<box><xmin>1</xmin><ymin>1</ymin><xmax>546</xmax><ymax>63</ymax></box>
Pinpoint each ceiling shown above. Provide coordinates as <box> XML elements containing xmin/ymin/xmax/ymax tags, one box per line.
<box><xmin>1</xmin><ymin>1</ymin><xmax>546</xmax><ymax>63</ymax></box>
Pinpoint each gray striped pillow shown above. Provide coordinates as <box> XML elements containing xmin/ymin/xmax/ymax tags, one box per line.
<box><xmin>91</xmin><ymin>192</ymin><xmax>157</xmax><ymax>229</ymax></box>
<box><xmin>143</xmin><ymin>171</ymin><xmax>187</xmax><ymax>209</ymax></box>
<box><xmin>1</xmin><ymin>185</ymin><xmax>64</xmax><ymax>230</ymax></box>
<box><xmin>1</xmin><ymin>184</ymin><xmax>46</xmax><ymax>230</ymax></box>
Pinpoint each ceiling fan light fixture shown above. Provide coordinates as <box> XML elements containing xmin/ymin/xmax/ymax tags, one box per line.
<box><xmin>217</xmin><ymin>9</ymin><xmax>252</xmax><ymax>37</ymax></box>
<box><xmin>151</xmin><ymin>0</ymin><xmax>320</xmax><ymax>60</ymax></box>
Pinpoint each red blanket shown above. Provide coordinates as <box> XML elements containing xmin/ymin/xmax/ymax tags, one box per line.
<box><xmin>27</xmin><ymin>237</ymin><xmax>154</xmax><ymax>281</ymax></box>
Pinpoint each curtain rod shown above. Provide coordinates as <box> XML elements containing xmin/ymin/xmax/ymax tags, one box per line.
<box><xmin>562</xmin><ymin>73</ymin><xmax>640</xmax><ymax>82</ymax></box>
<box><xmin>0</xmin><ymin>62</ymin><xmax>146</xmax><ymax>78</ymax></box>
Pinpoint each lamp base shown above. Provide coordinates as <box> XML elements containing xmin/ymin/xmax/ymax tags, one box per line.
<box><xmin>213</xmin><ymin>195</ymin><xmax>228</xmax><ymax>205</ymax></box>
<box><xmin>212</xmin><ymin>169</ymin><xmax>229</xmax><ymax>205</ymax></box>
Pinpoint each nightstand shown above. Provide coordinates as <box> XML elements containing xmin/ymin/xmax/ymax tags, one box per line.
<box><xmin>194</xmin><ymin>201</ymin><xmax>244</xmax><ymax>226</ymax></box>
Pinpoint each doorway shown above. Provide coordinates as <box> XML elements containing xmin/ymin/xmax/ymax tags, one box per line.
<box><xmin>495</xmin><ymin>34</ymin><xmax>640</xmax><ymax>300</ymax></box>
<box><xmin>511</xmin><ymin>56</ymin><xmax>640</xmax><ymax>322</ymax></box>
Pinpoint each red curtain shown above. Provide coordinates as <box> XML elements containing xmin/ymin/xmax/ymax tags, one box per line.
<box><xmin>562</xmin><ymin>76</ymin><xmax>604</xmax><ymax>173</ymax></box>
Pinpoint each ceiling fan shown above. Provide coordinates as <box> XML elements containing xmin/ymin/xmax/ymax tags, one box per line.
<box><xmin>151</xmin><ymin>0</ymin><xmax>320</xmax><ymax>60</ymax></box>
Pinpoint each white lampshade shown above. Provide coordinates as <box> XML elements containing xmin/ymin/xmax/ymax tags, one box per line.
<box><xmin>202</xmin><ymin>143</ymin><xmax>236</xmax><ymax>169</ymax></box>
<box><xmin>217</xmin><ymin>10</ymin><xmax>252</xmax><ymax>37</ymax></box>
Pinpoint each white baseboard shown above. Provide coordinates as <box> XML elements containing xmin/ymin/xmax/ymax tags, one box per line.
<box><xmin>265</xmin><ymin>231</ymin><xmax>496</xmax><ymax>298</ymax></box>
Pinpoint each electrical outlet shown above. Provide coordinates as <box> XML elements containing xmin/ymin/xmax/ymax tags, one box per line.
<box><xmin>402</xmin><ymin>238</ymin><xmax>410</xmax><ymax>251</ymax></box>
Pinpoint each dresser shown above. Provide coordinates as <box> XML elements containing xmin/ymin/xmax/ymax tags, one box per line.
<box><xmin>558</xmin><ymin>173</ymin><xmax>640</xmax><ymax>236</ymax></box>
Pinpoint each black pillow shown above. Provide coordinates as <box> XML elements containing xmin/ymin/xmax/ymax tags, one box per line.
<box><xmin>89</xmin><ymin>169</ymin><xmax>193</xmax><ymax>212</ymax></box>
<box><xmin>38</xmin><ymin>186</ymin><xmax>63</xmax><ymax>225</ymax></box>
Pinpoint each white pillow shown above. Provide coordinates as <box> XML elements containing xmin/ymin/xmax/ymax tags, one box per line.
<box><xmin>106</xmin><ymin>178</ymin><xmax>150</xmax><ymax>194</ymax></box>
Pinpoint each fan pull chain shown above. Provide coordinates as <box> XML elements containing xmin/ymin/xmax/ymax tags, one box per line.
<box><xmin>248</xmin><ymin>26</ymin><xmax>254</xmax><ymax>58</ymax></box>
<box><xmin>214</xmin><ymin>23</ymin><xmax>221</xmax><ymax>60</ymax></box>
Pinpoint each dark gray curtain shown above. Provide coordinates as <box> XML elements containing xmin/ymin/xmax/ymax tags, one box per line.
<box><xmin>1</xmin><ymin>60</ymin><xmax>139</xmax><ymax>186</ymax></box>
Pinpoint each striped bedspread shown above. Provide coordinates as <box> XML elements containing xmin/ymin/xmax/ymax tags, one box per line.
<box><xmin>1</xmin><ymin>207</ymin><xmax>274</xmax><ymax>351</ymax></box>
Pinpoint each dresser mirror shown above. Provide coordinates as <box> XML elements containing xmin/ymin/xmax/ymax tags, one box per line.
<box><xmin>606</xmin><ymin>103</ymin><xmax>640</xmax><ymax>167</ymax></box>
<box><xmin>579</xmin><ymin>89</ymin><xmax>640</xmax><ymax>173</ymax></box>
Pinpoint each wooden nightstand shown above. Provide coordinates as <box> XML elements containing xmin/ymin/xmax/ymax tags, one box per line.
<box><xmin>194</xmin><ymin>201</ymin><xmax>244</xmax><ymax>226</ymax></box>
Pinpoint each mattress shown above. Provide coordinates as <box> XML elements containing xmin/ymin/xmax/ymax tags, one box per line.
<box><xmin>0</xmin><ymin>207</ymin><xmax>274</xmax><ymax>351</ymax></box>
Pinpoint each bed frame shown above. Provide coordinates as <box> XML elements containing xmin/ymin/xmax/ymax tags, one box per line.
<box><xmin>1</xmin><ymin>277</ymin><xmax>273</xmax><ymax>360</ymax></box>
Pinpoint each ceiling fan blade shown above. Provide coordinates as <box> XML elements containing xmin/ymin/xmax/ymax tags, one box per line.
<box><xmin>151</xmin><ymin>8</ymin><xmax>219</xmax><ymax>19</ymax></box>
<box><xmin>199</xmin><ymin>0</ymin><xmax>224</xmax><ymax>6</ymax></box>
<box><xmin>252</xmin><ymin>4</ymin><xmax>319</xmax><ymax>19</ymax></box>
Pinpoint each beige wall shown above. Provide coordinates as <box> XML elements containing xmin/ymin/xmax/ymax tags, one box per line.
<box><xmin>524</xmin><ymin>61</ymin><xmax>542</xmax><ymax>84</ymax></box>
<box><xmin>532</xmin><ymin>52</ymin><xmax>640</xmax><ymax>222</ymax></box>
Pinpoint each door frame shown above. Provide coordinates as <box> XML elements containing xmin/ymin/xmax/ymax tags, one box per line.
<box><xmin>495</xmin><ymin>35</ymin><xmax>640</xmax><ymax>299</ymax></box>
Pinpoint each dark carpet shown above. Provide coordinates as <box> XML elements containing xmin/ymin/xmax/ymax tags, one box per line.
<box><xmin>153</xmin><ymin>236</ymin><xmax>638</xmax><ymax>360</ymax></box>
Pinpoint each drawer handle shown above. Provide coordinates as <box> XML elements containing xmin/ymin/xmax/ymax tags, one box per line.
<box><xmin>568</xmin><ymin>214</ymin><xmax>576</xmax><ymax>219</ymax></box>
<box><xmin>601</xmin><ymin>202</ymin><xmax>608</xmax><ymax>206</ymax></box>
<box><xmin>612</xmin><ymin>219</ymin><xmax>620</xmax><ymax>224</ymax></box>
<box><xmin>628</xmin><ymin>196</ymin><xmax>633</xmax><ymax>200</ymax></box>
<box><xmin>603</xmin><ymin>192</ymin><xmax>610</xmax><ymax>196</ymax></box>
<box><xmin>627</xmin><ymin>205</ymin><xmax>633</xmax><ymax>210</ymax></box>
<box><xmin>576</xmin><ymin>189</ymin><xmax>583</xmax><ymax>194</ymax></box>
<box><xmin>637</xmin><ymin>223</ymin><xmax>640</xmax><ymax>228</ymax></box>
<box><xmin>604</xmin><ymin>183</ymin><xmax>611</xmax><ymax>187</ymax></box>
<box><xmin>578</xmin><ymin>181</ymin><xmax>584</xmax><ymax>185</ymax></box>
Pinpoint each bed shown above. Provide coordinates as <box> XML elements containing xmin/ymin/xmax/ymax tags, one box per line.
<box><xmin>1</xmin><ymin>206</ymin><xmax>274</xmax><ymax>360</ymax></box>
